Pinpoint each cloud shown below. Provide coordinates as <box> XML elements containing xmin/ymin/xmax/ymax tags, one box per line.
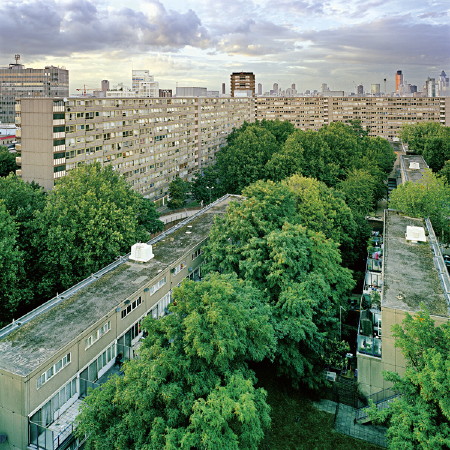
<box><xmin>298</xmin><ymin>16</ymin><xmax>450</xmax><ymax>66</ymax></box>
<box><xmin>0</xmin><ymin>0</ymin><xmax>211</xmax><ymax>59</ymax></box>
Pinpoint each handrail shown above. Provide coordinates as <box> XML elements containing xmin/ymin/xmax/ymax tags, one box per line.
<box><xmin>0</xmin><ymin>194</ymin><xmax>239</xmax><ymax>340</ymax></box>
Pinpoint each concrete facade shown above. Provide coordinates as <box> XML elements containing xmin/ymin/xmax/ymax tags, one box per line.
<box><xmin>0</xmin><ymin>195</ymin><xmax>239</xmax><ymax>450</ymax></box>
<box><xmin>15</xmin><ymin>96</ymin><xmax>450</xmax><ymax>201</ymax></box>
<box><xmin>0</xmin><ymin>62</ymin><xmax>68</xmax><ymax>124</ymax></box>
<box><xmin>357</xmin><ymin>210</ymin><xmax>450</xmax><ymax>396</ymax></box>
<box><xmin>16</xmin><ymin>97</ymin><xmax>254</xmax><ymax>202</ymax></box>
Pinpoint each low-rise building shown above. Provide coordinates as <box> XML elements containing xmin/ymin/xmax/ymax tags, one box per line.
<box><xmin>357</xmin><ymin>209</ymin><xmax>450</xmax><ymax>396</ymax></box>
<box><xmin>0</xmin><ymin>195</ymin><xmax>239</xmax><ymax>450</ymax></box>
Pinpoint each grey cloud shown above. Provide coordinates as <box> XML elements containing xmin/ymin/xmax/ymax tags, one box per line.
<box><xmin>0</xmin><ymin>0</ymin><xmax>212</xmax><ymax>59</ymax></box>
<box><xmin>299</xmin><ymin>16</ymin><xmax>450</xmax><ymax>66</ymax></box>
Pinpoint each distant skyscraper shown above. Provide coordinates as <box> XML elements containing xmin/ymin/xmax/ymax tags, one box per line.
<box><xmin>273</xmin><ymin>83</ymin><xmax>279</xmax><ymax>95</ymax></box>
<box><xmin>258</xmin><ymin>83</ymin><xmax>262</xmax><ymax>95</ymax></box>
<box><xmin>0</xmin><ymin>54</ymin><xmax>68</xmax><ymax>124</ymax></box>
<box><xmin>101</xmin><ymin>80</ymin><xmax>109</xmax><ymax>92</ymax></box>
<box><xmin>132</xmin><ymin>70</ymin><xmax>159</xmax><ymax>97</ymax></box>
<box><xmin>371</xmin><ymin>84</ymin><xmax>381</xmax><ymax>95</ymax></box>
<box><xmin>291</xmin><ymin>83</ymin><xmax>296</xmax><ymax>90</ymax></box>
<box><xmin>395</xmin><ymin>70</ymin><xmax>403</xmax><ymax>92</ymax></box>
<box><xmin>222</xmin><ymin>83</ymin><xmax>226</xmax><ymax>95</ymax></box>
<box><xmin>357</xmin><ymin>85</ymin><xmax>364</xmax><ymax>95</ymax></box>
<box><xmin>438</xmin><ymin>70</ymin><xmax>449</xmax><ymax>95</ymax></box>
<box><xmin>230</xmin><ymin>72</ymin><xmax>255</xmax><ymax>97</ymax></box>
<box><xmin>425</xmin><ymin>78</ymin><xmax>436</xmax><ymax>97</ymax></box>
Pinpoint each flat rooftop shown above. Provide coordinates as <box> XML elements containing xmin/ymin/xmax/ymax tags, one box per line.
<box><xmin>400</xmin><ymin>154</ymin><xmax>428</xmax><ymax>183</ymax></box>
<box><xmin>382</xmin><ymin>210</ymin><xmax>449</xmax><ymax>316</ymax></box>
<box><xmin>0</xmin><ymin>196</ymin><xmax>239</xmax><ymax>377</ymax></box>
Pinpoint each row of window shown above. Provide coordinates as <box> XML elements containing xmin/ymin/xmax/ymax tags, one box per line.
<box><xmin>121</xmin><ymin>297</ymin><xmax>142</xmax><ymax>319</ymax></box>
<box><xmin>36</xmin><ymin>353</ymin><xmax>71</xmax><ymax>389</ymax></box>
<box><xmin>85</xmin><ymin>321</ymin><xmax>111</xmax><ymax>349</ymax></box>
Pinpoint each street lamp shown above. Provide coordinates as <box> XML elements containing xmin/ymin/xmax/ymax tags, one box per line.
<box><xmin>206</xmin><ymin>186</ymin><xmax>213</xmax><ymax>204</ymax></box>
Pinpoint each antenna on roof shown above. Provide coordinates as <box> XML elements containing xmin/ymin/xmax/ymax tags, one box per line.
<box><xmin>14</xmin><ymin>54</ymin><xmax>20</xmax><ymax>64</ymax></box>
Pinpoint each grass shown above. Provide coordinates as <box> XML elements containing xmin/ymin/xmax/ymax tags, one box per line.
<box><xmin>257</xmin><ymin>368</ymin><xmax>382</xmax><ymax>450</ymax></box>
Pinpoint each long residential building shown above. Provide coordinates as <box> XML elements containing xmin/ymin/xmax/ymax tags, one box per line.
<box><xmin>16</xmin><ymin>97</ymin><xmax>253</xmax><ymax>204</ymax></box>
<box><xmin>0</xmin><ymin>195</ymin><xmax>240</xmax><ymax>450</ymax></box>
<box><xmin>15</xmin><ymin>96</ymin><xmax>450</xmax><ymax>201</ymax></box>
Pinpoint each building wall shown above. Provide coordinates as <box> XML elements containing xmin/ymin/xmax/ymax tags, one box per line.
<box><xmin>0</xmin><ymin>65</ymin><xmax>68</xmax><ymax>124</ymax></box>
<box><xmin>17</xmin><ymin>97</ymin><xmax>254</xmax><ymax>200</ymax></box>
<box><xmin>16</xmin><ymin>96</ymin><xmax>450</xmax><ymax>198</ymax></box>
<box><xmin>0</xmin><ymin>232</ymin><xmax>208</xmax><ymax>449</ymax></box>
<box><xmin>255</xmin><ymin>96</ymin><xmax>448</xmax><ymax>140</ymax></box>
<box><xmin>358</xmin><ymin>308</ymin><xmax>449</xmax><ymax>396</ymax></box>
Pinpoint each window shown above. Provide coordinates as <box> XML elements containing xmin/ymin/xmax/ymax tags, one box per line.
<box><xmin>85</xmin><ymin>321</ymin><xmax>111</xmax><ymax>349</ymax></box>
<box><xmin>36</xmin><ymin>353</ymin><xmax>71</xmax><ymax>389</ymax></box>
<box><xmin>148</xmin><ymin>277</ymin><xmax>167</xmax><ymax>295</ymax></box>
<box><xmin>150</xmin><ymin>292</ymin><xmax>171</xmax><ymax>319</ymax></box>
<box><xmin>120</xmin><ymin>297</ymin><xmax>142</xmax><ymax>319</ymax></box>
<box><xmin>191</xmin><ymin>248</ymin><xmax>202</xmax><ymax>260</ymax></box>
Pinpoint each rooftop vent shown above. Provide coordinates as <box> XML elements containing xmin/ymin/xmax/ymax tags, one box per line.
<box><xmin>130</xmin><ymin>243</ymin><xmax>154</xmax><ymax>263</ymax></box>
<box><xmin>409</xmin><ymin>162</ymin><xmax>420</xmax><ymax>170</ymax></box>
<box><xmin>405</xmin><ymin>226</ymin><xmax>426</xmax><ymax>243</ymax></box>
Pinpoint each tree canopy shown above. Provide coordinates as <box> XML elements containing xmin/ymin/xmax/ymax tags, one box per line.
<box><xmin>76</xmin><ymin>273</ymin><xmax>274</xmax><ymax>449</ymax></box>
<box><xmin>34</xmin><ymin>163</ymin><xmax>163</xmax><ymax>297</ymax></box>
<box><xmin>369</xmin><ymin>310</ymin><xmax>450</xmax><ymax>449</ymax></box>
<box><xmin>400</xmin><ymin>122</ymin><xmax>450</xmax><ymax>172</ymax></box>
<box><xmin>203</xmin><ymin>184</ymin><xmax>354</xmax><ymax>387</ymax></box>
<box><xmin>0</xmin><ymin>146</ymin><xmax>17</xmax><ymax>177</ymax></box>
<box><xmin>389</xmin><ymin>169</ymin><xmax>450</xmax><ymax>242</ymax></box>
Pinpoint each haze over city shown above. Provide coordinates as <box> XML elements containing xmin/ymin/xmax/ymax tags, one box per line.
<box><xmin>1</xmin><ymin>0</ymin><xmax>449</xmax><ymax>93</ymax></box>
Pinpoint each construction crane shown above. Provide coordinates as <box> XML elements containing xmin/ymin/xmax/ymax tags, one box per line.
<box><xmin>76</xmin><ymin>85</ymin><xmax>97</xmax><ymax>96</ymax></box>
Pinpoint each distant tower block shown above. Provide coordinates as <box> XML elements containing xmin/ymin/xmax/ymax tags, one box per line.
<box><xmin>357</xmin><ymin>85</ymin><xmax>364</xmax><ymax>95</ymax></box>
<box><xmin>395</xmin><ymin>70</ymin><xmax>403</xmax><ymax>92</ymax></box>
<box><xmin>258</xmin><ymin>83</ymin><xmax>262</xmax><ymax>95</ymax></box>
<box><xmin>222</xmin><ymin>82</ymin><xmax>226</xmax><ymax>95</ymax></box>
<box><xmin>101</xmin><ymin>80</ymin><xmax>109</xmax><ymax>92</ymax></box>
<box><xmin>230</xmin><ymin>72</ymin><xmax>255</xmax><ymax>97</ymax></box>
<box><xmin>371</xmin><ymin>84</ymin><xmax>381</xmax><ymax>95</ymax></box>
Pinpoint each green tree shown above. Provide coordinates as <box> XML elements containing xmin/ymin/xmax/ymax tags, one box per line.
<box><xmin>389</xmin><ymin>169</ymin><xmax>450</xmax><ymax>241</ymax></box>
<box><xmin>216</xmin><ymin>125</ymin><xmax>279</xmax><ymax>194</ymax></box>
<box><xmin>35</xmin><ymin>163</ymin><xmax>162</xmax><ymax>297</ymax></box>
<box><xmin>76</xmin><ymin>273</ymin><xmax>275</xmax><ymax>449</ymax></box>
<box><xmin>258</xmin><ymin>119</ymin><xmax>295</xmax><ymax>144</ymax></box>
<box><xmin>369</xmin><ymin>310</ymin><xmax>450</xmax><ymax>449</ymax></box>
<box><xmin>0</xmin><ymin>146</ymin><xmax>16</xmax><ymax>177</ymax></box>
<box><xmin>0</xmin><ymin>202</ymin><xmax>26</xmax><ymax>326</ymax></box>
<box><xmin>400</xmin><ymin>122</ymin><xmax>450</xmax><ymax>172</ymax></box>
<box><xmin>168</xmin><ymin>177</ymin><xmax>191</xmax><ymax>209</ymax></box>
<box><xmin>0</xmin><ymin>175</ymin><xmax>47</xmax><ymax>311</ymax></box>
<box><xmin>203</xmin><ymin>184</ymin><xmax>354</xmax><ymax>387</ymax></box>
<box><xmin>283</xmin><ymin>174</ymin><xmax>358</xmax><ymax>262</ymax></box>
<box><xmin>439</xmin><ymin>160</ymin><xmax>450</xmax><ymax>185</ymax></box>
<box><xmin>191</xmin><ymin>165</ymin><xmax>221</xmax><ymax>204</ymax></box>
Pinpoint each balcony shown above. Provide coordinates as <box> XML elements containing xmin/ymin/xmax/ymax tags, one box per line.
<box><xmin>357</xmin><ymin>231</ymin><xmax>384</xmax><ymax>359</ymax></box>
<box><xmin>29</xmin><ymin>363</ymin><xmax>124</xmax><ymax>450</ymax></box>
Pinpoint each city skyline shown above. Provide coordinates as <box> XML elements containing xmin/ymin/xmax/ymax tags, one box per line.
<box><xmin>1</xmin><ymin>0</ymin><xmax>449</xmax><ymax>93</ymax></box>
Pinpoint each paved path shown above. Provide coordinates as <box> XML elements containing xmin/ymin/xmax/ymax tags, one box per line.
<box><xmin>314</xmin><ymin>399</ymin><xmax>387</xmax><ymax>448</ymax></box>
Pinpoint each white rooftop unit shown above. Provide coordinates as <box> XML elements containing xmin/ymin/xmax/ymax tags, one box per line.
<box><xmin>130</xmin><ymin>243</ymin><xmax>154</xmax><ymax>262</ymax></box>
<box><xmin>405</xmin><ymin>226</ymin><xmax>426</xmax><ymax>243</ymax></box>
<box><xmin>409</xmin><ymin>162</ymin><xmax>420</xmax><ymax>170</ymax></box>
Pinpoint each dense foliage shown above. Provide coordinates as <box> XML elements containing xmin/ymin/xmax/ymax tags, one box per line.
<box><xmin>0</xmin><ymin>166</ymin><xmax>163</xmax><ymax>327</ymax></box>
<box><xmin>0</xmin><ymin>145</ymin><xmax>17</xmax><ymax>177</ymax></box>
<box><xmin>203</xmin><ymin>181</ymin><xmax>354</xmax><ymax>387</ymax></box>
<box><xmin>389</xmin><ymin>169</ymin><xmax>450</xmax><ymax>242</ymax></box>
<box><xmin>400</xmin><ymin>122</ymin><xmax>450</xmax><ymax>172</ymax></box>
<box><xmin>168</xmin><ymin>176</ymin><xmax>191</xmax><ymax>209</ymax></box>
<box><xmin>76</xmin><ymin>273</ymin><xmax>274</xmax><ymax>449</ymax></box>
<box><xmin>369</xmin><ymin>310</ymin><xmax>450</xmax><ymax>449</ymax></box>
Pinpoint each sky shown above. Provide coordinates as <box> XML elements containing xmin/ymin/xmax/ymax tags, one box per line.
<box><xmin>1</xmin><ymin>0</ymin><xmax>449</xmax><ymax>95</ymax></box>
